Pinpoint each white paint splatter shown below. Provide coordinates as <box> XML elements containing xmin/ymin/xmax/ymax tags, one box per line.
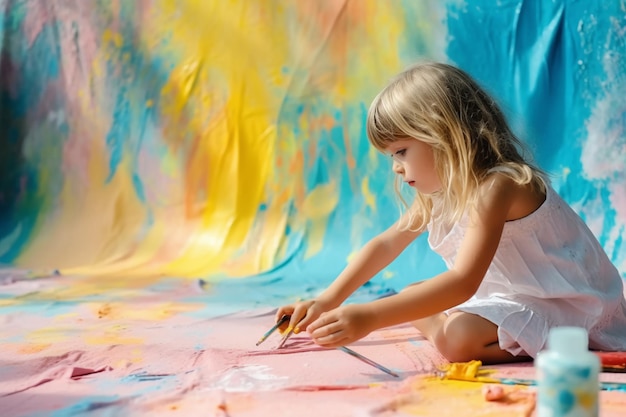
<box><xmin>580</xmin><ymin>23</ymin><xmax>626</xmax><ymax>273</ymax></box>
<box><xmin>205</xmin><ymin>364</ymin><xmax>289</xmax><ymax>393</ymax></box>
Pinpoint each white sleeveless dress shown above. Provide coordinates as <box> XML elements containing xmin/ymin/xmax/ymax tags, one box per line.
<box><xmin>427</xmin><ymin>185</ymin><xmax>626</xmax><ymax>358</ymax></box>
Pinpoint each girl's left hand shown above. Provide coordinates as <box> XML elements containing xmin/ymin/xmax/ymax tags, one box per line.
<box><xmin>307</xmin><ymin>304</ymin><xmax>374</xmax><ymax>347</ymax></box>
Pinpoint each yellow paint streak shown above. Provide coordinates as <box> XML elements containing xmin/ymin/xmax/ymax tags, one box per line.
<box><xmin>102</xmin><ymin>29</ymin><xmax>123</xmax><ymax>48</ymax></box>
<box><xmin>86</xmin><ymin>333</ymin><xmax>143</xmax><ymax>346</ymax></box>
<box><xmin>396</xmin><ymin>377</ymin><xmax>535</xmax><ymax>416</ymax></box>
<box><xmin>301</xmin><ymin>182</ymin><xmax>339</xmax><ymax>258</ymax></box>
<box><xmin>361</xmin><ymin>177</ymin><xmax>377</xmax><ymax>212</ymax></box>
<box><xmin>142</xmin><ymin>0</ymin><xmax>288</xmax><ymax>276</ymax></box>
<box><xmin>131</xmin><ymin>348</ymin><xmax>143</xmax><ymax>364</ymax></box>
<box><xmin>10</xmin><ymin>276</ymin><xmax>203</xmax><ymax>310</ymax></box>
<box><xmin>301</xmin><ymin>182</ymin><xmax>338</xmax><ymax>219</ymax></box>
<box><xmin>18</xmin><ymin>343</ymin><xmax>52</xmax><ymax>354</ymax></box>
<box><xmin>89</xmin><ymin>302</ymin><xmax>197</xmax><ymax>321</ymax></box>
<box><xmin>0</xmin><ymin>299</ymin><xmax>17</xmax><ymax>307</ymax></box>
<box><xmin>224</xmin><ymin>203</ymin><xmax>291</xmax><ymax>275</ymax></box>
<box><xmin>27</xmin><ymin>327</ymin><xmax>80</xmax><ymax>345</ymax></box>
<box><xmin>305</xmin><ymin>217</ymin><xmax>328</xmax><ymax>259</ymax></box>
<box><xmin>16</xmin><ymin>48</ymin><xmax>148</xmax><ymax>271</ymax></box>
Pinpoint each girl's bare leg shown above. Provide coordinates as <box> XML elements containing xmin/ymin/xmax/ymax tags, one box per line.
<box><xmin>412</xmin><ymin>311</ymin><xmax>531</xmax><ymax>365</ymax></box>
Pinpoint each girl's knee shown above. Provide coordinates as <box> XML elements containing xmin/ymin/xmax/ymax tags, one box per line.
<box><xmin>435</xmin><ymin>332</ymin><xmax>479</xmax><ymax>363</ymax></box>
<box><xmin>433</xmin><ymin>318</ymin><xmax>488</xmax><ymax>362</ymax></box>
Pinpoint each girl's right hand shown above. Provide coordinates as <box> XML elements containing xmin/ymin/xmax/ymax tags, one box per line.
<box><xmin>275</xmin><ymin>298</ymin><xmax>332</xmax><ymax>335</ymax></box>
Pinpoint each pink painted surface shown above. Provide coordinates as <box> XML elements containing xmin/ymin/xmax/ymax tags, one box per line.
<box><xmin>2</xmin><ymin>275</ymin><xmax>626</xmax><ymax>416</ymax></box>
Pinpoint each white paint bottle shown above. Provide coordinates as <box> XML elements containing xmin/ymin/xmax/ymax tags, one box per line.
<box><xmin>536</xmin><ymin>326</ymin><xmax>600</xmax><ymax>417</ymax></box>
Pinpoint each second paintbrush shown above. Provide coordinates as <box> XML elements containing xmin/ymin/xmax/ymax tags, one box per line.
<box><xmin>338</xmin><ymin>346</ymin><xmax>399</xmax><ymax>377</ymax></box>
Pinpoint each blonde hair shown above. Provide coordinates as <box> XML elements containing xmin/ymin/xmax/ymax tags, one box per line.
<box><xmin>366</xmin><ymin>62</ymin><xmax>546</xmax><ymax>231</ymax></box>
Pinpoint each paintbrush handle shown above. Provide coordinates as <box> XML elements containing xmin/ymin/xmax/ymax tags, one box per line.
<box><xmin>255</xmin><ymin>314</ymin><xmax>290</xmax><ymax>346</ymax></box>
<box><xmin>338</xmin><ymin>346</ymin><xmax>399</xmax><ymax>377</ymax></box>
<box><xmin>497</xmin><ymin>378</ymin><xmax>626</xmax><ymax>391</ymax></box>
<box><xmin>442</xmin><ymin>374</ymin><xmax>626</xmax><ymax>392</ymax></box>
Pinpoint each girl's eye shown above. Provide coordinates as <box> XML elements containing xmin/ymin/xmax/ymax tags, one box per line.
<box><xmin>394</xmin><ymin>149</ymin><xmax>406</xmax><ymax>157</ymax></box>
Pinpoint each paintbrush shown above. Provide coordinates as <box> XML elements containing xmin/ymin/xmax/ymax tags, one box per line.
<box><xmin>276</xmin><ymin>326</ymin><xmax>295</xmax><ymax>349</ymax></box>
<box><xmin>436</xmin><ymin>366</ymin><xmax>626</xmax><ymax>391</ymax></box>
<box><xmin>338</xmin><ymin>346</ymin><xmax>399</xmax><ymax>377</ymax></box>
<box><xmin>440</xmin><ymin>372</ymin><xmax>626</xmax><ymax>391</ymax></box>
<box><xmin>257</xmin><ymin>316</ymin><xmax>398</xmax><ymax>377</ymax></box>
<box><xmin>256</xmin><ymin>314</ymin><xmax>290</xmax><ymax>346</ymax></box>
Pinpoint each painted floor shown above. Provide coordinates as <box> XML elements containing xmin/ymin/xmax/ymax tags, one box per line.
<box><xmin>1</xmin><ymin>271</ymin><xmax>626</xmax><ymax>417</ymax></box>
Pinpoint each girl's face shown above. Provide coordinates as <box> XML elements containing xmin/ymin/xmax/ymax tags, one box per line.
<box><xmin>385</xmin><ymin>138</ymin><xmax>441</xmax><ymax>194</ymax></box>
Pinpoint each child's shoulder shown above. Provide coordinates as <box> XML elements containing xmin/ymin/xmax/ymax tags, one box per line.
<box><xmin>478</xmin><ymin>171</ymin><xmax>547</xmax><ymax>222</ymax></box>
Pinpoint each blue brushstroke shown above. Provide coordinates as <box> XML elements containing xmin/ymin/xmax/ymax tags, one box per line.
<box><xmin>105</xmin><ymin>88</ymin><xmax>130</xmax><ymax>182</ymax></box>
<box><xmin>46</xmin><ymin>396</ymin><xmax>125</xmax><ymax>417</ymax></box>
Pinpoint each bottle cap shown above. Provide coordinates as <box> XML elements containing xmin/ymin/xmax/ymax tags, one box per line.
<box><xmin>548</xmin><ymin>326</ymin><xmax>589</xmax><ymax>356</ymax></box>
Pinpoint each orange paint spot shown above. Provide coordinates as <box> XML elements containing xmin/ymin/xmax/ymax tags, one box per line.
<box><xmin>97</xmin><ymin>303</ymin><xmax>112</xmax><ymax>319</ymax></box>
<box><xmin>346</xmin><ymin>154</ymin><xmax>356</xmax><ymax>169</ymax></box>
<box><xmin>289</xmin><ymin>150</ymin><xmax>304</xmax><ymax>174</ymax></box>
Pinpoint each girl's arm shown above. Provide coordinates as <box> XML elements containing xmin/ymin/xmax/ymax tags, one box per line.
<box><xmin>317</xmin><ymin>216</ymin><xmax>422</xmax><ymax>308</ymax></box>
<box><xmin>308</xmin><ymin>174</ymin><xmax>521</xmax><ymax>346</ymax></box>
<box><xmin>367</xmin><ymin>175</ymin><xmax>515</xmax><ymax>328</ymax></box>
<box><xmin>285</xmin><ymin>212</ymin><xmax>422</xmax><ymax>332</ymax></box>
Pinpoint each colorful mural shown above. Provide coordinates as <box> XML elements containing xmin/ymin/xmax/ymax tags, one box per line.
<box><xmin>1</xmin><ymin>1</ymin><xmax>624</xmax><ymax>290</ymax></box>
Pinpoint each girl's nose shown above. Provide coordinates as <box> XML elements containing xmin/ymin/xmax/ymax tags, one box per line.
<box><xmin>392</xmin><ymin>160</ymin><xmax>404</xmax><ymax>174</ymax></box>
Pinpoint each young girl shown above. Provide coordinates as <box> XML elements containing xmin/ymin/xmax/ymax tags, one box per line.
<box><xmin>275</xmin><ymin>62</ymin><xmax>626</xmax><ymax>364</ymax></box>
